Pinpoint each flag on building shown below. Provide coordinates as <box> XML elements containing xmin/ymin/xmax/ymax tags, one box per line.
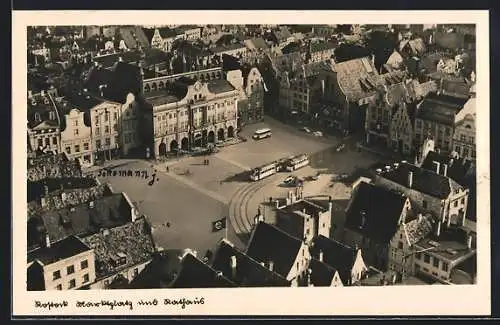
<box><xmin>212</xmin><ymin>217</ymin><xmax>227</xmax><ymax>232</ymax></box>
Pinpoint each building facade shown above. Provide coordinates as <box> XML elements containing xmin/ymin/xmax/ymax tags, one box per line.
<box><xmin>121</xmin><ymin>93</ymin><xmax>142</xmax><ymax>156</ymax></box>
<box><xmin>87</xmin><ymin>97</ymin><xmax>122</xmax><ymax>162</ymax></box>
<box><xmin>58</xmin><ymin>104</ymin><xmax>93</xmax><ymax>167</ymax></box>
<box><xmin>27</xmin><ymin>91</ymin><xmax>61</xmax><ymax>154</ymax></box>
<box><xmin>452</xmin><ymin>95</ymin><xmax>476</xmax><ymax>160</ymax></box>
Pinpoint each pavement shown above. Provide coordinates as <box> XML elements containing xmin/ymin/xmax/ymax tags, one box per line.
<box><xmin>94</xmin><ymin>115</ymin><xmax>385</xmax><ymax>255</ymax></box>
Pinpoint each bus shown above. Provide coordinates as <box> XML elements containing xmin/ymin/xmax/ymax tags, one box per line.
<box><xmin>284</xmin><ymin>154</ymin><xmax>310</xmax><ymax>172</ymax></box>
<box><xmin>252</xmin><ymin>128</ymin><xmax>272</xmax><ymax>140</ymax></box>
<box><xmin>249</xmin><ymin>162</ymin><xmax>278</xmax><ymax>181</ymax></box>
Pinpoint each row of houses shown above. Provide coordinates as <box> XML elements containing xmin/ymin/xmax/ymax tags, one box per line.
<box><xmin>28</xmin><ymin>57</ymin><xmax>266</xmax><ymax>164</ymax></box>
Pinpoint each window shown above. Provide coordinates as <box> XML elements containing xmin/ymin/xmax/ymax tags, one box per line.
<box><xmin>81</xmin><ymin>260</ymin><xmax>88</xmax><ymax>269</ymax></box>
<box><xmin>37</xmin><ymin>138</ymin><xmax>43</xmax><ymax>147</ymax></box>
<box><xmin>445</xmin><ymin>127</ymin><xmax>451</xmax><ymax>136</ymax></box>
<box><xmin>423</xmin><ymin>254</ymin><xmax>430</xmax><ymax>264</ymax></box>
<box><xmin>463</xmin><ymin>148</ymin><xmax>469</xmax><ymax>157</ymax></box>
<box><xmin>45</xmin><ymin>138</ymin><xmax>50</xmax><ymax>146</ymax></box>
<box><xmin>461</xmin><ymin>197</ymin><xmax>465</xmax><ymax>204</ymax></box>
<box><xmin>105</xmin><ymin>138</ymin><xmax>111</xmax><ymax>146</ymax></box>
<box><xmin>73</xmin><ymin>120</ymin><xmax>78</xmax><ymax>127</ymax></box>
<box><xmin>83</xmin><ymin>142</ymin><xmax>89</xmax><ymax>151</ymax></box>
<box><xmin>95</xmin><ymin>118</ymin><xmax>99</xmax><ymax>125</ymax></box>
<box><xmin>65</xmin><ymin>146</ymin><xmax>71</xmax><ymax>154</ymax></box>
<box><xmin>113</xmin><ymin>124</ymin><xmax>118</xmax><ymax>132</ymax></box>
<box><xmin>74</xmin><ymin>129</ymin><xmax>79</xmax><ymax>136</ymax></box>
<box><xmin>104</xmin><ymin>112</ymin><xmax>109</xmax><ymax>122</ymax></box>
<box><xmin>96</xmin><ymin>140</ymin><xmax>101</xmax><ymax>149</ymax></box>
<box><xmin>68</xmin><ymin>279</ymin><xmax>76</xmax><ymax>289</ymax></box>
<box><xmin>398</xmin><ymin>241</ymin><xmax>403</xmax><ymax>249</ymax></box>
<box><xmin>134</xmin><ymin>268</ymin><xmax>139</xmax><ymax>278</ymax></box>
<box><xmin>105</xmin><ymin>125</ymin><xmax>110</xmax><ymax>134</ymax></box>
<box><xmin>83</xmin><ymin>273</ymin><xmax>89</xmax><ymax>283</ymax></box>
<box><xmin>67</xmin><ymin>265</ymin><xmax>75</xmax><ymax>275</ymax></box>
<box><xmin>56</xmin><ymin>284</ymin><xmax>62</xmax><ymax>290</ymax></box>
<box><xmin>104</xmin><ymin>280</ymin><xmax>109</xmax><ymax>287</ymax></box>
<box><xmin>53</xmin><ymin>270</ymin><xmax>61</xmax><ymax>280</ymax></box>
<box><xmin>433</xmin><ymin>258</ymin><xmax>439</xmax><ymax>268</ymax></box>
<box><xmin>454</xmin><ymin>200</ymin><xmax>458</xmax><ymax>207</ymax></box>
<box><xmin>115</xmin><ymin>135</ymin><xmax>119</xmax><ymax>144</ymax></box>
<box><xmin>114</xmin><ymin>112</ymin><xmax>118</xmax><ymax>121</ymax></box>
<box><xmin>442</xmin><ymin>262</ymin><xmax>449</xmax><ymax>272</ymax></box>
<box><xmin>415</xmin><ymin>252</ymin><xmax>421</xmax><ymax>260</ymax></box>
<box><xmin>75</xmin><ymin>145</ymin><xmax>80</xmax><ymax>153</ymax></box>
<box><xmin>460</xmin><ymin>134</ymin><xmax>466</xmax><ymax>141</ymax></box>
<box><xmin>95</xmin><ymin>127</ymin><xmax>100</xmax><ymax>136</ymax></box>
<box><xmin>52</xmin><ymin>137</ymin><xmax>57</xmax><ymax>145</ymax></box>
<box><xmin>423</xmin><ymin>201</ymin><xmax>428</xmax><ymax>209</ymax></box>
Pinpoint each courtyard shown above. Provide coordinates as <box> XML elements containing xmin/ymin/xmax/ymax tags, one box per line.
<box><xmin>95</xmin><ymin>116</ymin><xmax>384</xmax><ymax>255</ymax></box>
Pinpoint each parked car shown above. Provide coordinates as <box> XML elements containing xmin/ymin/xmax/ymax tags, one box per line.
<box><xmin>312</xmin><ymin>131</ymin><xmax>323</xmax><ymax>137</ymax></box>
<box><xmin>283</xmin><ymin>175</ymin><xmax>296</xmax><ymax>185</ymax></box>
<box><xmin>300</xmin><ymin>126</ymin><xmax>311</xmax><ymax>133</ymax></box>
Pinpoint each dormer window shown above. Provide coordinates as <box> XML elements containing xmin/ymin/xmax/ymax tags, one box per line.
<box><xmin>34</xmin><ymin>112</ymin><xmax>41</xmax><ymax>122</ymax></box>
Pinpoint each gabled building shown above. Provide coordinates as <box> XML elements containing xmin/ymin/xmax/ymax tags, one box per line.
<box><xmin>27</xmin><ymin>90</ymin><xmax>61</xmax><ymax>155</ymax></box>
<box><xmin>81</xmin><ymin>216</ymin><xmax>157</xmax><ymax>289</ymax></box>
<box><xmin>27</xmin><ymin>235</ymin><xmax>95</xmax><ymax>291</ymax></box>
<box><xmin>452</xmin><ymin>92</ymin><xmax>476</xmax><ymax>160</ymax></box>
<box><xmin>306</xmin><ymin>258</ymin><xmax>344</xmax><ymax>287</ymax></box>
<box><xmin>118</xmin><ymin>26</ymin><xmax>149</xmax><ymax>50</ymax></box>
<box><xmin>245</xmin><ymin>222</ymin><xmax>310</xmax><ymax>286</ymax></box>
<box><xmin>211</xmin><ymin>239</ymin><xmax>290</xmax><ymax>287</ymax></box>
<box><xmin>413</xmin><ymin>93</ymin><xmax>468</xmax><ymax>154</ymax></box>
<box><xmin>275</xmin><ymin>197</ymin><xmax>333</xmax><ymax>244</ymax></box>
<box><xmin>309</xmin><ymin>235</ymin><xmax>368</xmax><ymax>286</ymax></box>
<box><xmin>373</xmin><ymin>161</ymin><xmax>469</xmax><ymax>228</ymax></box>
<box><xmin>170</xmin><ymin>252</ymin><xmax>236</xmax><ymax>288</ymax></box>
<box><xmin>344</xmin><ymin>181</ymin><xmax>412</xmax><ymax>270</ymax></box>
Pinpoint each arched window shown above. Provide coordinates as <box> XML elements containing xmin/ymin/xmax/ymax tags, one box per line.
<box><xmin>144</xmin><ymin>84</ymin><xmax>151</xmax><ymax>93</ymax></box>
<box><xmin>34</xmin><ymin>112</ymin><xmax>41</xmax><ymax>122</ymax></box>
<box><xmin>159</xmin><ymin>81</ymin><xmax>165</xmax><ymax>89</ymax></box>
<box><xmin>152</xmin><ymin>83</ymin><xmax>157</xmax><ymax>91</ymax></box>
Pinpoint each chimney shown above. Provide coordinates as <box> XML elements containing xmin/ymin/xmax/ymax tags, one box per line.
<box><xmin>328</xmin><ymin>196</ymin><xmax>333</xmax><ymax>212</ymax></box>
<box><xmin>418</xmin><ymin>214</ymin><xmax>423</xmax><ymax>223</ymax></box>
<box><xmin>45</xmin><ymin>233</ymin><xmax>51</xmax><ymax>248</ymax></box>
<box><xmin>436</xmin><ymin>221</ymin><xmax>441</xmax><ymax>237</ymax></box>
<box><xmin>407</xmin><ymin>171</ymin><xmax>413</xmax><ymax>188</ymax></box>
<box><xmin>43</xmin><ymin>185</ymin><xmax>49</xmax><ymax>196</ymax></box>
<box><xmin>118</xmin><ymin>56</ymin><xmax>123</xmax><ymax>62</ymax></box>
<box><xmin>307</xmin><ymin>268</ymin><xmax>313</xmax><ymax>287</ymax></box>
<box><xmin>28</xmin><ymin>90</ymin><xmax>33</xmax><ymax>98</ymax></box>
<box><xmin>443</xmin><ymin>164</ymin><xmax>448</xmax><ymax>177</ymax></box>
<box><xmin>318</xmin><ymin>250</ymin><xmax>324</xmax><ymax>262</ymax></box>
<box><xmin>268</xmin><ymin>260</ymin><xmax>274</xmax><ymax>272</ymax></box>
<box><xmin>432</xmin><ymin>161</ymin><xmax>440</xmax><ymax>174</ymax></box>
<box><xmin>230</xmin><ymin>255</ymin><xmax>237</xmax><ymax>278</ymax></box>
<box><xmin>94</xmin><ymin>61</ymin><xmax>98</xmax><ymax>67</ymax></box>
<box><xmin>216</xmin><ymin>271</ymin><xmax>223</xmax><ymax>278</ymax></box>
<box><xmin>467</xmin><ymin>235</ymin><xmax>472</xmax><ymax>249</ymax></box>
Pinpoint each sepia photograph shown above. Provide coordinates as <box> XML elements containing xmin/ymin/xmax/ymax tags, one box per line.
<box><xmin>12</xmin><ymin>10</ymin><xmax>491</xmax><ymax>316</ymax></box>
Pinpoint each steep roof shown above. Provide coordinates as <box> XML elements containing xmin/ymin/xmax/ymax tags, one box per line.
<box><xmin>211</xmin><ymin>239</ymin><xmax>290</xmax><ymax>287</ymax></box>
<box><xmin>81</xmin><ymin>217</ymin><xmax>156</xmax><ymax>279</ymax></box>
<box><xmin>308</xmin><ymin>258</ymin><xmax>338</xmax><ymax>286</ymax></box>
<box><xmin>345</xmin><ymin>182</ymin><xmax>407</xmax><ymax>243</ymax></box>
<box><xmin>376</xmin><ymin>161</ymin><xmax>461</xmax><ymax>199</ymax></box>
<box><xmin>27</xmin><ymin>93</ymin><xmax>60</xmax><ymax>129</ymax></box>
<box><xmin>119</xmin><ymin>26</ymin><xmax>149</xmax><ymax>49</ymax></box>
<box><xmin>128</xmin><ymin>249</ymin><xmax>184</xmax><ymax>289</ymax></box>
<box><xmin>403</xmin><ymin>215</ymin><xmax>435</xmax><ymax>246</ymax></box>
<box><xmin>245</xmin><ymin>222</ymin><xmax>303</xmax><ymax>279</ymax></box>
<box><xmin>310</xmin><ymin>235</ymin><xmax>357</xmax><ymax>285</ymax></box>
<box><xmin>247</xmin><ymin>37</ymin><xmax>268</xmax><ymax>50</ymax></box>
<box><xmin>170</xmin><ymin>253</ymin><xmax>236</xmax><ymax>288</ymax></box>
<box><xmin>28</xmin><ymin>235</ymin><xmax>91</xmax><ymax>265</ymax></box>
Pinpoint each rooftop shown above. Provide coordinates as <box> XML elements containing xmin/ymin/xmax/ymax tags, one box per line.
<box><xmin>245</xmin><ymin>222</ymin><xmax>303</xmax><ymax>279</ymax></box>
<box><xmin>27</xmin><ymin>153</ymin><xmax>82</xmax><ymax>182</ymax></box>
<box><xmin>128</xmin><ymin>249</ymin><xmax>185</xmax><ymax>289</ymax></box>
<box><xmin>81</xmin><ymin>217</ymin><xmax>156</xmax><ymax>279</ymax></box>
<box><xmin>345</xmin><ymin>182</ymin><xmax>407</xmax><ymax>244</ymax></box>
<box><xmin>375</xmin><ymin>161</ymin><xmax>463</xmax><ymax>199</ymax></box>
<box><xmin>28</xmin><ymin>235</ymin><xmax>91</xmax><ymax>266</ymax></box>
<box><xmin>415</xmin><ymin>238</ymin><xmax>476</xmax><ymax>263</ymax></box>
<box><xmin>403</xmin><ymin>215</ymin><xmax>435</xmax><ymax>246</ymax></box>
<box><xmin>416</xmin><ymin>93</ymin><xmax>468</xmax><ymax>125</ymax></box>
<box><xmin>308</xmin><ymin>258</ymin><xmax>339</xmax><ymax>287</ymax></box>
<box><xmin>211</xmin><ymin>239</ymin><xmax>290</xmax><ymax>287</ymax></box>
<box><xmin>170</xmin><ymin>252</ymin><xmax>236</xmax><ymax>288</ymax></box>
<box><xmin>27</xmin><ymin>93</ymin><xmax>59</xmax><ymax>129</ymax></box>
<box><xmin>207</xmin><ymin>79</ymin><xmax>236</xmax><ymax>94</ymax></box>
<box><xmin>310</xmin><ymin>235</ymin><xmax>358</xmax><ymax>285</ymax></box>
<box><xmin>421</xmin><ymin>151</ymin><xmax>474</xmax><ymax>186</ymax></box>
<box><xmin>279</xmin><ymin>199</ymin><xmax>329</xmax><ymax>216</ymax></box>
<box><xmin>29</xmin><ymin>193</ymin><xmax>133</xmax><ymax>246</ymax></box>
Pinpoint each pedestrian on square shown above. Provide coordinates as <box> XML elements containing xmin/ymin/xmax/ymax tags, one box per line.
<box><xmin>166</xmin><ymin>166</ymin><xmax>169</xmax><ymax>172</ymax></box>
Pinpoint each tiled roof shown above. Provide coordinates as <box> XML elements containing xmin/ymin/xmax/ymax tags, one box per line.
<box><xmin>81</xmin><ymin>217</ymin><xmax>156</xmax><ymax>279</ymax></box>
<box><xmin>279</xmin><ymin>199</ymin><xmax>329</xmax><ymax>215</ymax></box>
<box><xmin>119</xmin><ymin>26</ymin><xmax>150</xmax><ymax>49</ymax></box>
<box><xmin>245</xmin><ymin>222</ymin><xmax>303</xmax><ymax>279</ymax></box>
<box><xmin>92</xmin><ymin>51</ymin><xmax>142</xmax><ymax>69</ymax></box>
<box><xmin>416</xmin><ymin>93</ymin><xmax>468</xmax><ymax>125</ymax></box>
<box><xmin>421</xmin><ymin>151</ymin><xmax>474</xmax><ymax>186</ymax></box>
<box><xmin>403</xmin><ymin>215</ymin><xmax>435</xmax><ymax>246</ymax></box>
<box><xmin>212</xmin><ymin>43</ymin><xmax>246</xmax><ymax>54</ymax></box>
<box><xmin>308</xmin><ymin>258</ymin><xmax>338</xmax><ymax>286</ymax></box>
<box><xmin>345</xmin><ymin>182</ymin><xmax>407</xmax><ymax>244</ymax></box>
<box><xmin>27</xmin><ymin>153</ymin><xmax>82</xmax><ymax>182</ymax></box>
<box><xmin>399</xmin><ymin>38</ymin><xmax>426</xmax><ymax>56</ymax></box>
<box><xmin>440</xmin><ymin>78</ymin><xmax>471</xmax><ymax>99</ymax></box>
<box><xmin>64</xmin><ymin>91</ymin><xmax>109</xmax><ymax>111</ymax></box>
<box><xmin>247</xmin><ymin>37</ymin><xmax>268</xmax><ymax>50</ymax></box>
<box><xmin>376</xmin><ymin>161</ymin><xmax>459</xmax><ymax>199</ymax></box>
<box><xmin>128</xmin><ymin>250</ymin><xmax>184</xmax><ymax>289</ymax></box>
<box><xmin>211</xmin><ymin>239</ymin><xmax>290</xmax><ymax>287</ymax></box>
<box><xmin>27</xmin><ymin>93</ymin><xmax>60</xmax><ymax>129</ymax></box>
<box><xmin>31</xmin><ymin>193</ymin><xmax>133</xmax><ymax>245</ymax></box>
<box><xmin>310</xmin><ymin>41</ymin><xmax>337</xmax><ymax>53</ymax></box>
<box><xmin>281</xmin><ymin>42</ymin><xmax>302</xmax><ymax>55</ymax></box>
<box><xmin>28</xmin><ymin>235</ymin><xmax>91</xmax><ymax>265</ymax></box>
<box><xmin>302</xmin><ymin>61</ymin><xmax>332</xmax><ymax>78</ymax></box>
<box><xmin>310</xmin><ymin>235</ymin><xmax>357</xmax><ymax>285</ymax></box>
<box><xmin>275</xmin><ymin>26</ymin><xmax>292</xmax><ymax>42</ymax></box>
<box><xmin>170</xmin><ymin>253</ymin><xmax>236</xmax><ymax>288</ymax></box>
<box><xmin>207</xmin><ymin>79</ymin><xmax>236</xmax><ymax>94</ymax></box>
<box><xmin>142</xmin><ymin>28</ymin><xmax>155</xmax><ymax>42</ymax></box>
<box><xmin>158</xmin><ymin>27</ymin><xmax>178</xmax><ymax>39</ymax></box>
<box><xmin>333</xmin><ymin>57</ymin><xmax>385</xmax><ymax>102</ymax></box>
<box><xmin>27</xmin><ymin>176</ymin><xmax>99</xmax><ymax>202</ymax></box>
<box><xmin>385</xmin><ymin>50</ymin><xmax>404</xmax><ymax>69</ymax></box>
<box><xmin>28</xmin><ymin>183</ymin><xmax>110</xmax><ymax>218</ymax></box>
